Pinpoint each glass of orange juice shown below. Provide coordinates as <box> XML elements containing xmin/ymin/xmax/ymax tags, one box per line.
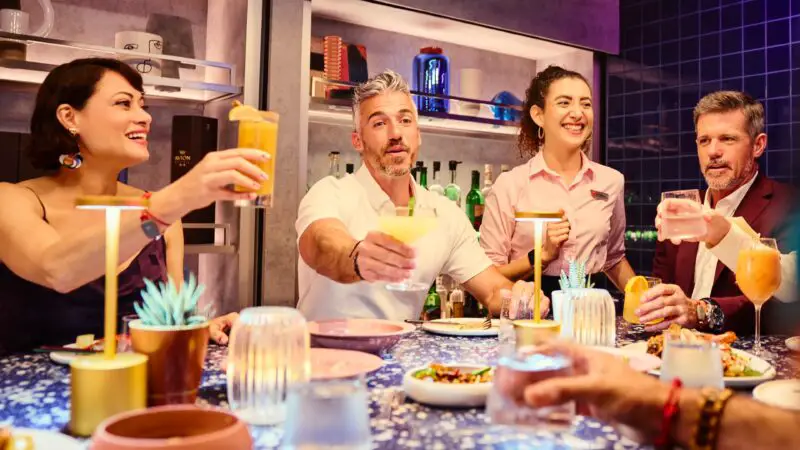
<box><xmin>623</xmin><ymin>276</ymin><xmax>661</xmax><ymax>324</ymax></box>
<box><xmin>377</xmin><ymin>204</ymin><xmax>438</xmax><ymax>291</ymax></box>
<box><xmin>736</xmin><ymin>237</ymin><xmax>781</xmax><ymax>356</ymax></box>
<box><xmin>229</xmin><ymin>103</ymin><xmax>279</xmax><ymax>208</ymax></box>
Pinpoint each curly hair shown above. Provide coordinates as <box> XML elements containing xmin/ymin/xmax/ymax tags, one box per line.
<box><xmin>518</xmin><ymin>65</ymin><xmax>591</xmax><ymax>159</ymax></box>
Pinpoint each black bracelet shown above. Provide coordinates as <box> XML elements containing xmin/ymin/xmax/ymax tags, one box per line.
<box><xmin>527</xmin><ymin>248</ymin><xmax>536</xmax><ymax>267</ymax></box>
<box><xmin>351</xmin><ymin>240</ymin><xmax>365</xmax><ymax>280</ymax></box>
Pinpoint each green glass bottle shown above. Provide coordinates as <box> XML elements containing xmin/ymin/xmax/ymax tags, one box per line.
<box><xmin>422</xmin><ymin>283</ymin><xmax>441</xmax><ymax>320</ymax></box>
<box><xmin>465</xmin><ymin>170</ymin><xmax>485</xmax><ymax>230</ymax></box>
<box><xmin>443</xmin><ymin>160</ymin><xmax>462</xmax><ymax>206</ymax></box>
<box><xmin>419</xmin><ymin>167</ymin><xmax>428</xmax><ymax>189</ymax></box>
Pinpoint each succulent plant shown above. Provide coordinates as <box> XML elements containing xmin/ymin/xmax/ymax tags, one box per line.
<box><xmin>559</xmin><ymin>259</ymin><xmax>594</xmax><ymax>290</ymax></box>
<box><xmin>133</xmin><ymin>273</ymin><xmax>212</xmax><ymax>326</ymax></box>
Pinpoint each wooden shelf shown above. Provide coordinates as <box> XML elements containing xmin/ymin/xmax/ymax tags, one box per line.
<box><xmin>0</xmin><ymin>31</ymin><xmax>240</xmax><ymax>103</ymax></box>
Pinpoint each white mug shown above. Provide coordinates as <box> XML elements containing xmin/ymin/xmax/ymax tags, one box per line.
<box><xmin>114</xmin><ymin>31</ymin><xmax>164</xmax><ymax>77</ymax></box>
<box><xmin>458</xmin><ymin>68</ymin><xmax>483</xmax><ymax>116</ymax></box>
<box><xmin>0</xmin><ymin>9</ymin><xmax>30</xmax><ymax>34</ymax></box>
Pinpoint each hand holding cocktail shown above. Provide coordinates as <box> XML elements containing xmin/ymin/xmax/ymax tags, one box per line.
<box><xmin>353</xmin><ymin>230</ymin><xmax>416</xmax><ymax>283</ymax></box>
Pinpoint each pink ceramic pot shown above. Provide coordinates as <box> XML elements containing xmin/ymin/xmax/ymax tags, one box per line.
<box><xmin>307</xmin><ymin>318</ymin><xmax>415</xmax><ymax>354</ymax></box>
<box><xmin>90</xmin><ymin>405</ymin><xmax>252</xmax><ymax>450</ymax></box>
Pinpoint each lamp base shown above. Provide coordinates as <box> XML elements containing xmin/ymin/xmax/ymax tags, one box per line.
<box><xmin>513</xmin><ymin>319</ymin><xmax>561</xmax><ymax>347</ymax></box>
<box><xmin>70</xmin><ymin>353</ymin><xmax>148</xmax><ymax>437</ymax></box>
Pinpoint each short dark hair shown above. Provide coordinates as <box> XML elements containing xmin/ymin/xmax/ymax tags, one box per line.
<box><xmin>28</xmin><ymin>58</ymin><xmax>144</xmax><ymax>170</ymax></box>
<box><xmin>693</xmin><ymin>90</ymin><xmax>765</xmax><ymax>141</ymax></box>
<box><xmin>518</xmin><ymin>65</ymin><xmax>590</xmax><ymax>158</ymax></box>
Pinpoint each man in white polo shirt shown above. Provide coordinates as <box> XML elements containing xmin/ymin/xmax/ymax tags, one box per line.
<box><xmin>296</xmin><ymin>70</ymin><xmax>546</xmax><ymax>321</ymax></box>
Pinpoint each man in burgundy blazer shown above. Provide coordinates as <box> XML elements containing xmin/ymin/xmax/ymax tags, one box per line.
<box><xmin>636</xmin><ymin>91</ymin><xmax>797</xmax><ymax>335</ymax></box>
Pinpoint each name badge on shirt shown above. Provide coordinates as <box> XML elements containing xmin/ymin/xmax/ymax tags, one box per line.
<box><xmin>590</xmin><ymin>190</ymin><xmax>609</xmax><ymax>201</ymax></box>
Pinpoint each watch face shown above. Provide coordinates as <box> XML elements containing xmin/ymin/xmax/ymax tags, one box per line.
<box><xmin>141</xmin><ymin>220</ymin><xmax>160</xmax><ymax>239</ymax></box>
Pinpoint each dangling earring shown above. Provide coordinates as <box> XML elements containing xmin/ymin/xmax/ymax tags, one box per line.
<box><xmin>537</xmin><ymin>127</ymin><xmax>544</xmax><ymax>140</ymax></box>
<box><xmin>60</xmin><ymin>128</ymin><xmax>82</xmax><ymax>169</ymax></box>
<box><xmin>59</xmin><ymin>153</ymin><xmax>83</xmax><ymax>169</ymax></box>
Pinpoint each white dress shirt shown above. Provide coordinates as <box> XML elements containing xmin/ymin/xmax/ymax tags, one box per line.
<box><xmin>295</xmin><ymin>165</ymin><xmax>493</xmax><ymax>321</ymax></box>
<box><xmin>692</xmin><ymin>173</ymin><xmax>759</xmax><ymax>299</ymax></box>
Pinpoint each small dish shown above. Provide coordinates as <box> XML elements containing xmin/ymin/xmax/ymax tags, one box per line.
<box><xmin>402</xmin><ymin>363</ymin><xmax>493</xmax><ymax>408</ymax></box>
<box><xmin>308</xmin><ymin>318</ymin><xmax>415</xmax><ymax>354</ymax></box>
<box><xmin>310</xmin><ymin>348</ymin><xmax>384</xmax><ymax>380</ymax></box>
<box><xmin>420</xmin><ymin>318</ymin><xmax>499</xmax><ymax>337</ymax></box>
<box><xmin>91</xmin><ymin>405</ymin><xmax>251</xmax><ymax>450</ymax></box>
<box><xmin>3</xmin><ymin>428</ymin><xmax>83</xmax><ymax>450</ymax></box>
<box><xmin>753</xmin><ymin>379</ymin><xmax>800</xmax><ymax>411</ymax></box>
<box><xmin>786</xmin><ymin>336</ymin><xmax>800</xmax><ymax>352</ymax></box>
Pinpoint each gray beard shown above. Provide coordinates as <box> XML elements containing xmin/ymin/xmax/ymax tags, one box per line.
<box><xmin>705</xmin><ymin>158</ymin><xmax>755</xmax><ymax>191</ymax></box>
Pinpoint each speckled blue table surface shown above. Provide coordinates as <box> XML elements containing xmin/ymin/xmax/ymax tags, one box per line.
<box><xmin>1</xmin><ymin>319</ymin><xmax>796</xmax><ymax>449</ymax></box>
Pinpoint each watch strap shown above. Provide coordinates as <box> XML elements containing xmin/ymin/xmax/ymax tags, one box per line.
<box><xmin>700</xmin><ymin>297</ymin><xmax>725</xmax><ymax>333</ymax></box>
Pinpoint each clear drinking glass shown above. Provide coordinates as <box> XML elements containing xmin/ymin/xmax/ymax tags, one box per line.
<box><xmin>659</xmin><ymin>332</ymin><xmax>724</xmax><ymax>389</ymax></box>
<box><xmin>281</xmin><ymin>375</ymin><xmax>371</xmax><ymax>450</ymax></box>
<box><xmin>227</xmin><ymin>307</ymin><xmax>310</xmax><ymax>425</ymax></box>
<box><xmin>660</xmin><ymin>189</ymin><xmax>707</xmax><ymax>240</ymax></box>
<box><xmin>487</xmin><ymin>342</ymin><xmax>575</xmax><ymax>431</ymax></box>
<box><xmin>377</xmin><ymin>204</ymin><xmax>438</xmax><ymax>292</ymax></box>
<box><xmin>499</xmin><ymin>289</ymin><xmax>533</xmax><ymax>346</ymax></box>
<box><xmin>736</xmin><ymin>237</ymin><xmax>781</xmax><ymax>357</ymax></box>
<box><xmin>117</xmin><ymin>314</ymin><xmax>139</xmax><ymax>352</ymax></box>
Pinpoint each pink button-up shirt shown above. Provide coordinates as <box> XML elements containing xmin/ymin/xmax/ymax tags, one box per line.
<box><xmin>480</xmin><ymin>152</ymin><xmax>626</xmax><ymax>276</ymax></box>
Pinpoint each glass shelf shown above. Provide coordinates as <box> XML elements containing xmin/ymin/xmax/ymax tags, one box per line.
<box><xmin>309</xmin><ymin>78</ymin><xmax>521</xmax><ymax>141</ymax></box>
<box><xmin>0</xmin><ymin>31</ymin><xmax>240</xmax><ymax>103</ymax></box>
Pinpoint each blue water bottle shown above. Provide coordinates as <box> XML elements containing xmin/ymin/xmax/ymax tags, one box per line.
<box><xmin>412</xmin><ymin>47</ymin><xmax>450</xmax><ymax>113</ymax></box>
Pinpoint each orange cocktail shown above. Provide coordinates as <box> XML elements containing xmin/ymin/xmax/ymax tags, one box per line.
<box><xmin>735</xmin><ymin>237</ymin><xmax>781</xmax><ymax>356</ymax></box>
<box><xmin>230</xmin><ymin>103</ymin><xmax>279</xmax><ymax>208</ymax></box>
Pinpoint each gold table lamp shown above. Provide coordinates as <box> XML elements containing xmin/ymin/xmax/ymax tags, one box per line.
<box><xmin>69</xmin><ymin>196</ymin><xmax>150</xmax><ymax>436</ymax></box>
<box><xmin>513</xmin><ymin>212</ymin><xmax>563</xmax><ymax>344</ymax></box>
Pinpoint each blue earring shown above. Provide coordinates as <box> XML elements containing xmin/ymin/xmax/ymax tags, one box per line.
<box><xmin>59</xmin><ymin>153</ymin><xmax>82</xmax><ymax>169</ymax></box>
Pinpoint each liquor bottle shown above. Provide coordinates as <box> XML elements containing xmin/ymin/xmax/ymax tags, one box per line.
<box><xmin>465</xmin><ymin>170</ymin><xmax>485</xmax><ymax>230</ymax></box>
<box><xmin>443</xmin><ymin>160</ymin><xmax>462</xmax><ymax>207</ymax></box>
<box><xmin>412</xmin><ymin>161</ymin><xmax>423</xmax><ymax>182</ymax></box>
<box><xmin>345</xmin><ymin>163</ymin><xmax>354</xmax><ymax>175</ymax></box>
<box><xmin>328</xmin><ymin>151</ymin><xmax>341</xmax><ymax>179</ymax></box>
<box><xmin>436</xmin><ymin>275</ymin><xmax>449</xmax><ymax>319</ymax></box>
<box><xmin>422</xmin><ymin>283</ymin><xmax>441</xmax><ymax>321</ymax></box>
<box><xmin>464</xmin><ymin>293</ymin><xmax>480</xmax><ymax>317</ymax></box>
<box><xmin>500</xmin><ymin>164</ymin><xmax>510</xmax><ymax>174</ymax></box>
<box><xmin>449</xmin><ymin>285</ymin><xmax>464</xmax><ymax>318</ymax></box>
<box><xmin>481</xmin><ymin>164</ymin><xmax>494</xmax><ymax>197</ymax></box>
<box><xmin>419</xmin><ymin>166</ymin><xmax>428</xmax><ymax>189</ymax></box>
<box><xmin>429</xmin><ymin>161</ymin><xmax>444</xmax><ymax>196</ymax></box>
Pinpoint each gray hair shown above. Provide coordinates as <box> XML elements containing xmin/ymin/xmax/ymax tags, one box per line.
<box><xmin>352</xmin><ymin>69</ymin><xmax>417</xmax><ymax>132</ymax></box>
<box><xmin>693</xmin><ymin>91</ymin><xmax>765</xmax><ymax>141</ymax></box>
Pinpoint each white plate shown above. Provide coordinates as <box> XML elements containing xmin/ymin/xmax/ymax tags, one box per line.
<box><xmin>786</xmin><ymin>336</ymin><xmax>800</xmax><ymax>352</ymax></box>
<box><xmin>753</xmin><ymin>379</ymin><xmax>800</xmax><ymax>411</ymax></box>
<box><xmin>421</xmin><ymin>318</ymin><xmax>499</xmax><ymax>337</ymax></box>
<box><xmin>621</xmin><ymin>341</ymin><xmax>776</xmax><ymax>388</ymax></box>
<box><xmin>402</xmin><ymin>363</ymin><xmax>493</xmax><ymax>407</ymax></box>
<box><xmin>49</xmin><ymin>343</ymin><xmax>89</xmax><ymax>366</ymax></box>
<box><xmin>7</xmin><ymin>428</ymin><xmax>85</xmax><ymax>450</ymax></box>
<box><xmin>591</xmin><ymin>346</ymin><xmax>662</xmax><ymax>372</ymax></box>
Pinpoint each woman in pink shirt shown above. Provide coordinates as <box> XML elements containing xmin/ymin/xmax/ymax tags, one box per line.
<box><xmin>480</xmin><ymin>66</ymin><xmax>635</xmax><ymax>298</ymax></box>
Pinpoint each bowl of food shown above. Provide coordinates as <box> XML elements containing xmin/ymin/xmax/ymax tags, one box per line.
<box><xmin>402</xmin><ymin>363</ymin><xmax>493</xmax><ymax>408</ymax></box>
<box><xmin>308</xmin><ymin>318</ymin><xmax>415</xmax><ymax>355</ymax></box>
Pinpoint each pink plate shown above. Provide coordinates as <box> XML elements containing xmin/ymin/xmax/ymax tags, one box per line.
<box><xmin>311</xmin><ymin>348</ymin><xmax>384</xmax><ymax>379</ymax></box>
<box><xmin>307</xmin><ymin>319</ymin><xmax>415</xmax><ymax>354</ymax></box>
<box><xmin>592</xmin><ymin>346</ymin><xmax>662</xmax><ymax>372</ymax></box>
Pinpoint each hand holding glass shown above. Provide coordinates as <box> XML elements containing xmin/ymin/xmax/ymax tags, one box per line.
<box><xmin>659</xmin><ymin>190</ymin><xmax>707</xmax><ymax>241</ymax></box>
<box><xmin>736</xmin><ymin>237</ymin><xmax>781</xmax><ymax>356</ymax></box>
<box><xmin>623</xmin><ymin>276</ymin><xmax>661</xmax><ymax>324</ymax></box>
<box><xmin>229</xmin><ymin>103</ymin><xmax>279</xmax><ymax>208</ymax></box>
<box><xmin>377</xmin><ymin>205</ymin><xmax>438</xmax><ymax>291</ymax></box>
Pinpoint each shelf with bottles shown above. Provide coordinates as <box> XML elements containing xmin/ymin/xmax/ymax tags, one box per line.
<box><xmin>625</xmin><ymin>227</ymin><xmax>659</xmax><ymax>249</ymax></box>
<box><xmin>0</xmin><ymin>31</ymin><xmax>240</xmax><ymax>103</ymax></box>
<box><xmin>309</xmin><ymin>78</ymin><xmax>520</xmax><ymax>141</ymax></box>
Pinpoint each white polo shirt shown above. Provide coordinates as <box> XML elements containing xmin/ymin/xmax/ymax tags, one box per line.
<box><xmin>296</xmin><ymin>165</ymin><xmax>492</xmax><ymax>321</ymax></box>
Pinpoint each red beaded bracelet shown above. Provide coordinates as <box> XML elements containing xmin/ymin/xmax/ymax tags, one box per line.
<box><xmin>140</xmin><ymin>192</ymin><xmax>171</xmax><ymax>227</ymax></box>
<box><xmin>655</xmin><ymin>378</ymin><xmax>683</xmax><ymax>448</ymax></box>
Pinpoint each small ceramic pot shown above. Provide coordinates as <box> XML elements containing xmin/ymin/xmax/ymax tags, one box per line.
<box><xmin>90</xmin><ymin>405</ymin><xmax>252</xmax><ymax>450</ymax></box>
<box><xmin>129</xmin><ymin>320</ymin><xmax>209</xmax><ymax>406</ymax></box>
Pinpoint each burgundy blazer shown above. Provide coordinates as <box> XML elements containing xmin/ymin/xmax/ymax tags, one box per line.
<box><xmin>652</xmin><ymin>173</ymin><xmax>797</xmax><ymax>334</ymax></box>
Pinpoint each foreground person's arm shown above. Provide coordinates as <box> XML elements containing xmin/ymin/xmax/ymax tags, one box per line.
<box><xmin>524</xmin><ymin>344</ymin><xmax>800</xmax><ymax>449</ymax></box>
<box><xmin>0</xmin><ymin>149</ymin><xmax>267</xmax><ymax>293</ymax></box>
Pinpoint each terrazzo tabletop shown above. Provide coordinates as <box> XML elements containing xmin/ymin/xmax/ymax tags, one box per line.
<box><xmin>1</xmin><ymin>318</ymin><xmax>796</xmax><ymax>449</ymax></box>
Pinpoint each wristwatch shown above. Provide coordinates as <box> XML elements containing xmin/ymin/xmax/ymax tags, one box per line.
<box><xmin>527</xmin><ymin>248</ymin><xmax>536</xmax><ymax>267</ymax></box>
<box><xmin>696</xmin><ymin>298</ymin><xmax>725</xmax><ymax>333</ymax></box>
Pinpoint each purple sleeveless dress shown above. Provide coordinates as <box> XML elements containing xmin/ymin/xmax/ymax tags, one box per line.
<box><xmin>0</xmin><ymin>189</ymin><xmax>168</xmax><ymax>355</ymax></box>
